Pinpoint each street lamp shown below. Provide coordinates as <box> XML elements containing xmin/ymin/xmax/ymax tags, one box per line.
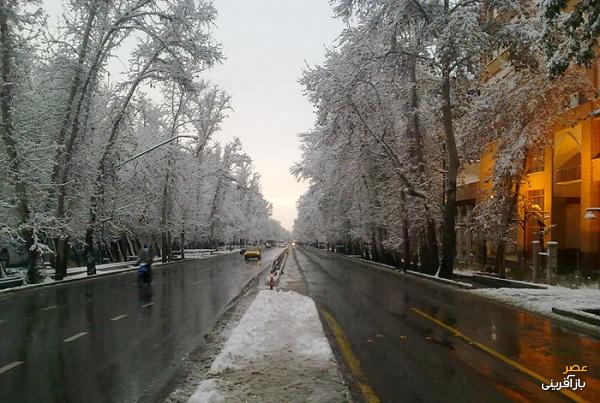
<box><xmin>584</xmin><ymin>207</ymin><xmax>600</xmax><ymax>220</ymax></box>
<box><xmin>118</xmin><ymin>134</ymin><xmax>199</xmax><ymax>167</ymax></box>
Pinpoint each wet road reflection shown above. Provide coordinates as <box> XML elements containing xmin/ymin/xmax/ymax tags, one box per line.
<box><xmin>294</xmin><ymin>247</ymin><xmax>599</xmax><ymax>403</ymax></box>
<box><xmin>0</xmin><ymin>250</ymin><xmax>278</xmax><ymax>402</ymax></box>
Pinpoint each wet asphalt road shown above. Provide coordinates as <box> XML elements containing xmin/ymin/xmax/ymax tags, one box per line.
<box><xmin>291</xmin><ymin>247</ymin><xmax>600</xmax><ymax>403</ymax></box>
<box><xmin>0</xmin><ymin>249</ymin><xmax>279</xmax><ymax>403</ymax></box>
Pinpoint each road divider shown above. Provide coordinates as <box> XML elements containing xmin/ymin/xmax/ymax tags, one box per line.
<box><xmin>265</xmin><ymin>247</ymin><xmax>289</xmax><ymax>289</ymax></box>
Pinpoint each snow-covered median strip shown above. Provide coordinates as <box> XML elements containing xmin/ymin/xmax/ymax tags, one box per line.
<box><xmin>188</xmin><ymin>290</ymin><xmax>349</xmax><ymax>402</ymax></box>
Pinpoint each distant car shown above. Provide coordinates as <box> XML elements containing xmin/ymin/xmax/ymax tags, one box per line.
<box><xmin>0</xmin><ymin>237</ymin><xmax>29</xmax><ymax>270</ymax></box>
<box><xmin>244</xmin><ymin>247</ymin><xmax>261</xmax><ymax>261</ymax></box>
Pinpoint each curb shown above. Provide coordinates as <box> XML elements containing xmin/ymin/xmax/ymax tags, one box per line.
<box><xmin>317</xmin><ymin>250</ymin><xmax>474</xmax><ymax>290</ymax></box>
<box><xmin>356</xmin><ymin>258</ymin><xmax>395</xmax><ymax>270</ymax></box>
<box><xmin>317</xmin><ymin>249</ymin><xmax>549</xmax><ymax>291</ymax></box>
<box><xmin>406</xmin><ymin>270</ymin><xmax>474</xmax><ymax>289</ymax></box>
<box><xmin>552</xmin><ymin>307</ymin><xmax>600</xmax><ymax>327</ymax></box>
<box><xmin>0</xmin><ymin>253</ymin><xmax>236</xmax><ymax>296</ymax></box>
<box><xmin>0</xmin><ymin>265</ymin><xmax>139</xmax><ymax>295</ymax></box>
<box><xmin>472</xmin><ymin>274</ymin><xmax>547</xmax><ymax>290</ymax></box>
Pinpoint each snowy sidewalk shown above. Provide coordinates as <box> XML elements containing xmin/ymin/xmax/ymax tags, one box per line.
<box><xmin>471</xmin><ymin>286</ymin><xmax>600</xmax><ymax>334</ymax></box>
<box><xmin>188</xmin><ymin>290</ymin><xmax>350</xmax><ymax>403</ymax></box>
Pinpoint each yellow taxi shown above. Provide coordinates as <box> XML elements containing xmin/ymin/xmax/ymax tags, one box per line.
<box><xmin>244</xmin><ymin>247</ymin><xmax>261</xmax><ymax>261</ymax></box>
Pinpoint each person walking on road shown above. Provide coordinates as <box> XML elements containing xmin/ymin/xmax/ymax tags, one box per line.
<box><xmin>136</xmin><ymin>244</ymin><xmax>153</xmax><ymax>284</ymax></box>
<box><xmin>137</xmin><ymin>244</ymin><xmax>152</xmax><ymax>265</ymax></box>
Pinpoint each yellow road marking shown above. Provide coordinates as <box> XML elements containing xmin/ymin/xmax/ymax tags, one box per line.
<box><xmin>410</xmin><ymin>307</ymin><xmax>587</xmax><ymax>403</ymax></box>
<box><xmin>0</xmin><ymin>361</ymin><xmax>24</xmax><ymax>374</ymax></box>
<box><xmin>320</xmin><ymin>309</ymin><xmax>381</xmax><ymax>403</ymax></box>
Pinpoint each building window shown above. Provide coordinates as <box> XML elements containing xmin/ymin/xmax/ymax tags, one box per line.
<box><xmin>527</xmin><ymin>189</ymin><xmax>544</xmax><ymax>212</ymax></box>
<box><xmin>526</xmin><ymin>151</ymin><xmax>544</xmax><ymax>174</ymax></box>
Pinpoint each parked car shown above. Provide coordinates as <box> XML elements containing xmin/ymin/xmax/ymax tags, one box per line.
<box><xmin>244</xmin><ymin>247</ymin><xmax>261</xmax><ymax>261</ymax></box>
<box><xmin>0</xmin><ymin>237</ymin><xmax>29</xmax><ymax>270</ymax></box>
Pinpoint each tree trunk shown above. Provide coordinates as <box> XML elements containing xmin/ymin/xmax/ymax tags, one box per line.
<box><xmin>408</xmin><ymin>53</ymin><xmax>440</xmax><ymax>272</ymax></box>
<box><xmin>208</xmin><ymin>177</ymin><xmax>224</xmax><ymax>246</ymax></box>
<box><xmin>426</xmin><ymin>219</ymin><xmax>439</xmax><ymax>273</ymax></box>
<box><xmin>180</xmin><ymin>230</ymin><xmax>185</xmax><ymax>259</ymax></box>
<box><xmin>494</xmin><ymin>179</ymin><xmax>522</xmax><ymax>278</ymax></box>
<box><xmin>161</xmin><ymin>150</ymin><xmax>174</xmax><ymax>263</ymax></box>
<box><xmin>54</xmin><ymin>237</ymin><xmax>70</xmax><ymax>280</ymax></box>
<box><xmin>50</xmin><ymin>5</ymin><xmax>98</xmax><ymax>279</ymax></box>
<box><xmin>403</xmin><ymin>220</ymin><xmax>411</xmax><ymax>271</ymax></box>
<box><xmin>494</xmin><ymin>242</ymin><xmax>507</xmax><ymax>278</ymax></box>
<box><xmin>439</xmin><ymin>68</ymin><xmax>459</xmax><ymax>279</ymax></box>
<box><xmin>161</xmin><ymin>230</ymin><xmax>169</xmax><ymax>263</ymax></box>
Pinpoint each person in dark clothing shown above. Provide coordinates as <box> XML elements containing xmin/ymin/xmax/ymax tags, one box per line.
<box><xmin>136</xmin><ymin>244</ymin><xmax>153</xmax><ymax>283</ymax></box>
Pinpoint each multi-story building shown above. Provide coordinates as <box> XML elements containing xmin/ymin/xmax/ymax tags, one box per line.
<box><xmin>456</xmin><ymin>48</ymin><xmax>600</xmax><ymax>276</ymax></box>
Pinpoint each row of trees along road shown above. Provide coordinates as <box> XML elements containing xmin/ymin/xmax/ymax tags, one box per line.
<box><xmin>0</xmin><ymin>0</ymin><xmax>289</xmax><ymax>282</ymax></box>
<box><xmin>292</xmin><ymin>0</ymin><xmax>596</xmax><ymax>278</ymax></box>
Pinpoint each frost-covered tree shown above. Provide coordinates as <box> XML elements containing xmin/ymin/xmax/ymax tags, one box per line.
<box><xmin>0</xmin><ymin>0</ymin><xmax>283</xmax><ymax>282</ymax></box>
<box><xmin>542</xmin><ymin>0</ymin><xmax>600</xmax><ymax>75</ymax></box>
<box><xmin>0</xmin><ymin>0</ymin><xmax>48</xmax><ymax>281</ymax></box>
<box><xmin>295</xmin><ymin>0</ymin><xmax>494</xmax><ymax>276</ymax></box>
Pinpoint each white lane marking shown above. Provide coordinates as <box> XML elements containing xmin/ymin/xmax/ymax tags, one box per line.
<box><xmin>141</xmin><ymin>302</ymin><xmax>154</xmax><ymax>308</ymax></box>
<box><xmin>63</xmin><ymin>332</ymin><xmax>88</xmax><ymax>343</ymax></box>
<box><xmin>42</xmin><ymin>305</ymin><xmax>57</xmax><ymax>311</ymax></box>
<box><xmin>129</xmin><ymin>283</ymin><xmax>138</xmax><ymax>286</ymax></box>
<box><xmin>110</xmin><ymin>314</ymin><xmax>127</xmax><ymax>321</ymax></box>
<box><xmin>0</xmin><ymin>361</ymin><xmax>24</xmax><ymax>374</ymax></box>
<box><xmin>0</xmin><ymin>319</ymin><xmax>5</xmax><ymax>324</ymax></box>
<box><xmin>193</xmin><ymin>280</ymin><xmax>202</xmax><ymax>285</ymax></box>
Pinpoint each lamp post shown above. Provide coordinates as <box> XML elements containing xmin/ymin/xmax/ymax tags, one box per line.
<box><xmin>117</xmin><ymin>134</ymin><xmax>199</xmax><ymax>167</ymax></box>
<box><xmin>584</xmin><ymin>207</ymin><xmax>600</xmax><ymax>220</ymax></box>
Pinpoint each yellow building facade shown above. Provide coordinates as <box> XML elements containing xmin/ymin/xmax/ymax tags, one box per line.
<box><xmin>456</xmin><ymin>59</ymin><xmax>600</xmax><ymax>275</ymax></box>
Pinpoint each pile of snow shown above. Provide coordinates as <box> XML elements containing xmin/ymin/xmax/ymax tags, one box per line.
<box><xmin>188</xmin><ymin>290</ymin><xmax>348</xmax><ymax>403</ymax></box>
<box><xmin>208</xmin><ymin>290</ymin><xmax>332</xmax><ymax>373</ymax></box>
<box><xmin>189</xmin><ymin>380</ymin><xmax>226</xmax><ymax>403</ymax></box>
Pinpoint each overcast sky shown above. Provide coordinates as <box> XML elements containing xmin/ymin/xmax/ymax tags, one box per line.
<box><xmin>205</xmin><ymin>1</ymin><xmax>343</xmax><ymax>231</ymax></box>
<box><xmin>44</xmin><ymin>0</ymin><xmax>343</xmax><ymax>231</ymax></box>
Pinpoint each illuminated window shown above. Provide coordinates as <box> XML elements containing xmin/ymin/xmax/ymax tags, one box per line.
<box><xmin>526</xmin><ymin>151</ymin><xmax>544</xmax><ymax>174</ymax></box>
<box><xmin>527</xmin><ymin>189</ymin><xmax>544</xmax><ymax>212</ymax></box>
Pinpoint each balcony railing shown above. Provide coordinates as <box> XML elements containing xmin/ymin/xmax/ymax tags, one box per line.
<box><xmin>556</xmin><ymin>166</ymin><xmax>581</xmax><ymax>182</ymax></box>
